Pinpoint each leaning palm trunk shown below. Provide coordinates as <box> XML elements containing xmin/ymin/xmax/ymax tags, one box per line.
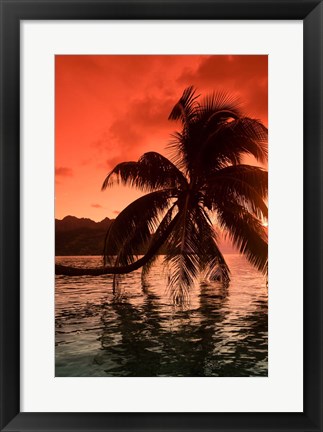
<box><xmin>56</xmin><ymin>257</ymin><xmax>149</xmax><ymax>276</ymax></box>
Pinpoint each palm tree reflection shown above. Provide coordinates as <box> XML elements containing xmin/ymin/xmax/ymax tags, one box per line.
<box><xmin>97</xmin><ymin>281</ymin><xmax>267</xmax><ymax>377</ymax></box>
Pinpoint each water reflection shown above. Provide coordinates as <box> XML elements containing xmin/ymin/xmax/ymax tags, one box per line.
<box><xmin>55</xmin><ymin>255</ymin><xmax>268</xmax><ymax>377</ymax></box>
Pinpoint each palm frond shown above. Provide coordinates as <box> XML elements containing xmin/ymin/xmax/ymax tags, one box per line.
<box><xmin>111</xmin><ymin>220</ymin><xmax>151</xmax><ymax>267</ymax></box>
<box><xmin>162</xmin><ymin>201</ymin><xmax>198</xmax><ymax>304</ymax></box>
<box><xmin>200</xmin><ymin>117</ymin><xmax>268</xmax><ymax>169</ymax></box>
<box><xmin>141</xmin><ymin>204</ymin><xmax>178</xmax><ymax>286</ymax></box>
<box><xmin>103</xmin><ymin>189</ymin><xmax>175</xmax><ymax>266</ymax></box>
<box><xmin>112</xmin><ymin>262</ymin><xmax>123</xmax><ymax>296</ymax></box>
<box><xmin>197</xmin><ymin>91</ymin><xmax>242</xmax><ymax>124</ymax></box>
<box><xmin>166</xmin><ymin>132</ymin><xmax>187</xmax><ymax>172</ymax></box>
<box><xmin>194</xmin><ymin>206</ymin><xmax>230</xmax><ymax>285</ymax></box>
<box><xmin>102</xmin><ymin>152</ymin><xmax>187</xmax><ymax>192</ymax></box>
<box><xmin>162</xmin><ymin>202</ymin><xmax>231</xmax><ymax>304</ymax></box>
<box><xmin>102</xmin><ymin>161</ymin><xmax>137</xmax><ymax>190</ymax></box>
<box><xmin>168</xmin><ymin>86</ymin><xmax>200</xmax><ymax>125</ymax></box>
<box><xmin>205</xmin><ymin>164</ymin><xmax>268</xmax><ymax>218</ymax></box>
<box><xmin>167</xmin><ymin>89</ymin><xmax>267</xmax><ymax>180</ymax></box>
<box><xmin>216</xmin><ymin>201</ymin><xmax>268</xmax><ymax>274</ymax></box>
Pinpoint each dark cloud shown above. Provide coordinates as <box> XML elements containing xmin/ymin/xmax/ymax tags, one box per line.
<box><xmin>177</xmin><ymin>55</ymin><xmax>268</xmax><ymax>123</ymax></box>
<box><xmin>55</xmin><ymin>167</ymin><xmax>73</xmax><ymax>177</ymax></box>
<box><xmin>104</xmin><ymin>156</ymin><xmax>125</xmax><ymax>170</ymax></box>
<box><xmin>109</xmin><ymin>95</ymin><xmax>172</xmax><ymax>143</ymax></box>
<box><xmin>91</xmin><ymin>203</ymin><xmax>103</xmax><ymax>208</ymax></box>
<box><xmin>94</xmin><ymin>93</ymin><xmax>176</xmax><ymax>168</ymax></box>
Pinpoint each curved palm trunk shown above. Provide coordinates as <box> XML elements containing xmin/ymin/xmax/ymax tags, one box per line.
<box><xmin>55</xmin><ymin>216</ymin><xmax>177</xmax><ymax>276</ymax></box>
<box><xmin>56</xmin><ymin>248</ymin><xmax>157</xmax><ymax>276</ymax></box>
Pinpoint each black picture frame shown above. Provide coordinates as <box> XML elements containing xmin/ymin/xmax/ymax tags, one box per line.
<box><xmin>1</xmin><ymin>1</ymin><xmax>322</xmax><ymax>431</ymax></box>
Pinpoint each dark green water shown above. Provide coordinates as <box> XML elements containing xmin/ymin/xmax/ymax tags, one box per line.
<box><xmin>55</xmin><ymin>255</ymin><xmax>268</xmax><ymax>377</ymax></box>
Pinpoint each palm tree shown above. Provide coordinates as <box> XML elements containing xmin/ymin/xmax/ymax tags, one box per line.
<box><xmin>56</xmin><ymin>87</ymin><xmax>268</xmax><ymax>304</ymax></box>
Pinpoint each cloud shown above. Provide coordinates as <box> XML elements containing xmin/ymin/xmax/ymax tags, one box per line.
<box><xmin>177</xmin><ymin>55</ymin><xmax>268</xmax><ymax>123</ymax></box>
<box><xmin>112</xmin><ymin>210</ymin><xmax>120</xmax><ymax>215</ymax></box>
<box><xmin>91</xmin><ymin>203</ymin><xmax>103</xmax><ymax>208</ymax></box>
<box><xmin>93</xmin><ymin>93</ymin><xmax>176</xmax><ymax>170</ymax></box>
<box><xmin>55</xmin><ymin>167</ymin><xmax>74</xmax><ymax>177</ymax></box>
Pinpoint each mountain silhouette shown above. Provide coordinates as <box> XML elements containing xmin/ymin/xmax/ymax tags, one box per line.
<box><xmin>55</xmin><ymin>215</ymin><xmax>239</xmax><ymax>257</ymax></box>
<box><xmin>56</xmin><ymin>215</ymin><xmax>111</xmax><ymax>232</ymax></box>
<box><xmin>55</xmin><ymin>216</ymin><xmax>113</xmax><ymax>256</ymax></box>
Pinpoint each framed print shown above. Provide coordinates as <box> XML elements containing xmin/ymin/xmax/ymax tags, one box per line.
<box><xmin>54</xmin><ymin>53</ymin><xmax>269</xmax><ymax>380</ymax></box>
<box><xmin>0</xmin><ymin>1</ymin><xmax>322</xmax><ymax>431</ymax></box>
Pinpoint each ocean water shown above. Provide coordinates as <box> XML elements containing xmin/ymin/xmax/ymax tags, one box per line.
<box><xmin>55</xmin><ymin>255</ymin><xmax>268</xmax><ymax>377</ymax></box>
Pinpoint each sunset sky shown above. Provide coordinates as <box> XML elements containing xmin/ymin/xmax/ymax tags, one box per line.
<box><xmin>55</xmin><ymin>55</ymin><xmax>268</xmax><ymax>221</ymax></box>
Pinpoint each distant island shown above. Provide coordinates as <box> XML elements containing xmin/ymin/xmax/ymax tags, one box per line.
<box><xmin>56</xmin><ymin>215</ymin><xmax>237</xmax><ymax>256</ymax></box>
<box><xmin>56</xmin><ymin>216</ymin><xmax>112</xmax><ymax>256</ymax></box>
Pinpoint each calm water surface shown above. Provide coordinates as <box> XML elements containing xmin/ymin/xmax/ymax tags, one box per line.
<box><xmin>55</xmin><ymin>255</ymin><xmax>268</xmax><ymax>377</ymax></box>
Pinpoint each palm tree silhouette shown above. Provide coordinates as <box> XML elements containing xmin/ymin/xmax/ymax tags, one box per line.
<box><xmin>56</xmin><ymin>87</ymin><xmax>268</xmax><ymax>304</ymax></box>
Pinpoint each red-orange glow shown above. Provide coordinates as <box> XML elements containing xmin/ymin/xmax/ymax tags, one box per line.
<box><xmin>55</xmin><ymin>55</ymin><xmax>268</xmax><ymax>221</ymax></box>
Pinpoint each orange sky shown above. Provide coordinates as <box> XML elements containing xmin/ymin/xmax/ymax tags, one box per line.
<box><xmin>55</xmin><ymin>55</ymin><xmax>268</xmax><ymax>221</ymax></box>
